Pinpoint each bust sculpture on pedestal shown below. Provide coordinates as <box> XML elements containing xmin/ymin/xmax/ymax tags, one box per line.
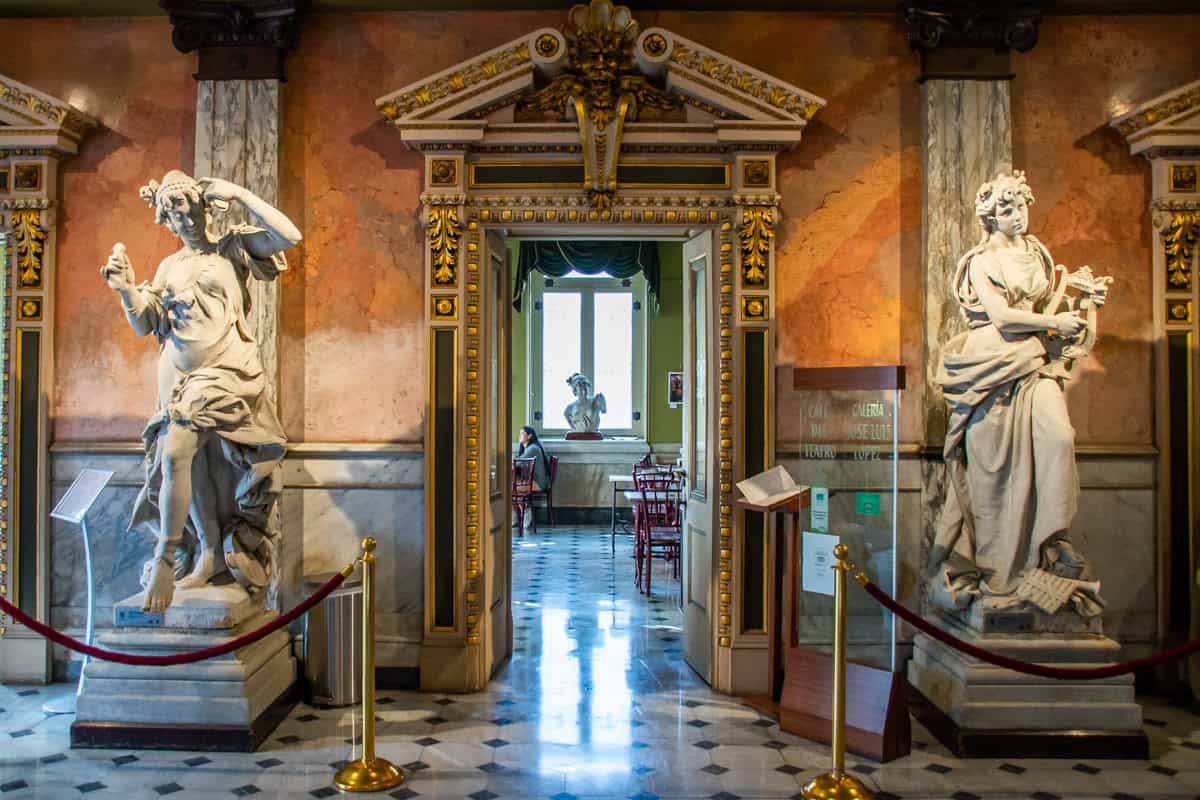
<box><xmin>927</xmin><ymin>170</ymin><xmax>1111</xmax><ymax>621</ymax></box>
<box><xmin>564</xmin><ymin>372</ymin><xmax>606</xmax><ymax>440</ymax></box>
<box><xmin>101</xmin><ymin>170</ymin><xmax>301</xmax><ymax>613</ymax></box>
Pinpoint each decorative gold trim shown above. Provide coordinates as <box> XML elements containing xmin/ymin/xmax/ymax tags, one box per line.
<box><xmin>379</xmin><ymin>42</ymin><xmax>532</xmax><ymax>120</ymax></box>
<box><xmin>1171</xmin><ymin>163</ymin><xmax>1198</xmax><ymax>193</ymax></box>
<box><xmin>740</xmin><ymin>295</ymin><xmax>768</xmax><ymax>321</ymax></box>
<box><xmin>12</xmin><ymin>210</ymin><xmax>44</xmax><ymax>290</ymax></box>
<box><xmin>717</xmin><ymin>218</ymin><xmax>735</xmax><ymax>648</ymax></box>
<box><xmin>0</xmin><ymin>78</ymin><xmax>96</xmax><ymax>139</ymax></box>
<box><xmin>738</xmin><ymin>205</ymin><xmax>773</xmax><ymax>287</ymax></box>
<box><xmin>428</xmin><ymin>205</ymin><xmax>462</xmax><ymax>287</ymax></box>
<box><xmin>1162</xmin><ymin>211</ymin><xmax>1199</xmax><ymax>291</ymax></box>
<box><xmin>642</xmin><ymin>32</ymin><xmax>668</xmax><ymax>57</ymax></box>
<box><xmin>12</xmin><ymin>164</ymin><xmax>42</xmax><ymax>193</ymax></box>
<box><xmin>468</xmin><ymin>160</ymin><xmax>585</xmax><ymax>190</ymax></box>
<box><xmin>617</xmin><ymin>161</ymin><xmax>731</xmax><ymax>190</ymax></box>
<box><xmin>534</xmin><ymin>33</ymin><xmax>560</xmax><ymax>58</ymax></box>
<box><xmin>432</xmin><ymin>295</ymin><xmax>458</xmax><ymax>320</ymax></box>
<box><xmin>1168</xmin><ymin>299</ymin><xmax>1193</xmax><ymax>324</ymax></box>
<box><xmin>428</xmin><ymin>325</ymin><xmax>459</xmax><ymax>634</ymax></box>
<box><xmin>669</xmin><ymin>42</ymin><xmax>823</xmax><ymax>121</ymax></box>
<box><xmin>463</xmin><ymin>215</ymin><xmax>482</xmax><ymax>647</ymax></box>
<box><xmin>742</xmin><ymin>159</ymin><xmax>771</xmax><ymax>188</ymax></box>
<box><xmin>1</xmin><ymin>229</ymin><xmax>10</xmax><ymax>633</ymax></box>
<box><xmin>16</xmin><ymin>297</ymin><xmax>41</xmax><ymax>322</ymax></box>
<box><xmin>1115</xmin><ymin>85</ymin><xmax>1200</xmax><ymax>138</ymax></box>
<box><xmin>430</xmin><ymin>159</ymin><xmax>458</xmax><ymax>187</ymax></box>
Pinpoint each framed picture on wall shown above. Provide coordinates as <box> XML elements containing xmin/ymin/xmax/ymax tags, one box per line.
<box><xmin>667</xmin><ymin>371</ymin><xmax>684</xmax><ymax>408</ymax></box>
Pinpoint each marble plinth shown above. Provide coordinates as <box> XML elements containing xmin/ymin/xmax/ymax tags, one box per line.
<box><xmin>907</xmin><ymin>612</ymin><xmax>1146</xmax><ymax>758</ymax></box>
<box><xmin>72</xmin><ymin>592</ymin><xmax>297</xmax><ymax>752</ymax></box>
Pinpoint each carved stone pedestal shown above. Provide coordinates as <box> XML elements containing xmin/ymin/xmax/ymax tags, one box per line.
<box><xmin>71</xmin><ymin>586</ymin><xmax>297</xmax><ymax>752</ymax></box>
<box><xmin>907</xmin><ymin>609</ymin><xmax>1147</xmax><ymax>759</ymax></box>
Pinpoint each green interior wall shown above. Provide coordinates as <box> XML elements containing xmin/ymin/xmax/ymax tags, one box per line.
<box><xmin>507</xmin><ymin>239</ymin><xmax>682</xmax><ymax>447</ymax></box>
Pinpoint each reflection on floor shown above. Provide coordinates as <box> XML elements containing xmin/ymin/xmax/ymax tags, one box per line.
<box><xmin>1</xmin><ymin>525</ymin><xmax>1199</xmax><ymax>799</ymax></box>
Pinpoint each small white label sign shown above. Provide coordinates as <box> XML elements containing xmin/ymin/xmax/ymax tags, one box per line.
<box><xmin>811</xmin><ymin>486</ymin><xmax>829</xmax><ymax>532</ymax></box>
<box><xmin>51</xmin><ymin>468</ymin><xmax>113</xmax><ymax>524</ymax></box>
<box><xmin>802</xmin><ymin>531</ymin><xmax>839</xmax><ymax>596</ymax></box>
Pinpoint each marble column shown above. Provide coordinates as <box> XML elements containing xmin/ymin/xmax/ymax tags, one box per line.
<box><xmin>194</xmin><ymin>79</ymin><xmax>282</xmax><ymax>410</ymax></box>
<box><xmin>919</xmin><ymin>79</ymin><xmax>1012</xmax><ymax>595</ymax></box>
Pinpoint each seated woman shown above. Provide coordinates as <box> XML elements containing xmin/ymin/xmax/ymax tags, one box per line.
<box><xmin>514</xmin><ymin>426</ymin><xmax>551</xmax><ymax>530</ymax></box>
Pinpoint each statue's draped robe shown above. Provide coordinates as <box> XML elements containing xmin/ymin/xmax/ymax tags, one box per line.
<box><xmin>930</xmin><ymin>236</ymin><xmax>1080</xmax><ymax>610</ymax></box>
<box><xmin>127</xmin><ymin>226</ymin><xmax>286</xmax><ymax>590</ymax></box>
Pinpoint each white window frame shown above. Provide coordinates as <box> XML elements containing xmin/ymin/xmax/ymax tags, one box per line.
<box><xmin>527</xmin><ymin>269</ymin><xmax>647</xmax><ymax>439</ymax></box>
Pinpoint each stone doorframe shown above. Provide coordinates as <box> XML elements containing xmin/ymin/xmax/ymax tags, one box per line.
<box><xmin>375</xmin><ymin>1</ymin><xmax>825</xmax><ymax>693</ymax></box>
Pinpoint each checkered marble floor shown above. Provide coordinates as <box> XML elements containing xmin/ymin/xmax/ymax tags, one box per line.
<box><xmin>1</xmin><ymin>526</ymin><xmax>1199</xmax><ymax>799</ymax></box>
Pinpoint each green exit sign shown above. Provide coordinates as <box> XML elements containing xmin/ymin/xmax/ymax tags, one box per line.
<box><xmin>855</xmin><ymin>492</ymin><xmax>881</xmax><ymax>516</ymax></box>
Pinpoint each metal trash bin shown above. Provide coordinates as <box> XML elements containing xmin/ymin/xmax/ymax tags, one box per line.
<box><xmin>303</xmin><ymin>571</ymin><xmax>363</xmax><ymax>708</ymax></box>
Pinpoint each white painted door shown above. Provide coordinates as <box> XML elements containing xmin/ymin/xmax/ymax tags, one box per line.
<box><xmin>682</xmin><ymin>230</ymin><xmax>718</xmax><ymax>684</ymax></box>
<box><xmin>484</xmin><ymin>230</ymin><xmax>513</xmax><ymax>677</ymax></box>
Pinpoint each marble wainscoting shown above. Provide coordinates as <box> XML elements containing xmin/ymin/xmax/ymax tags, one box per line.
<box><xmin>48</xmin><ymin>443</ymin><xmax>424</xmax><ymax>682</ymax></box>
<box><xmin>528</xmin><ymin>439</ymin><xmax>681</xmax><ymax>524</ymax></box>
<box><xmin>773</xmin><ymin>445</ymin><xmax>1157</xmax><ymax>663</ymax></box>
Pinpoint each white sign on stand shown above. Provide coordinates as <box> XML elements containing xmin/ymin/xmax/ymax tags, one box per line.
<box><xmin>802</xmin><ymin>530</ymin><xmax>839</xmax><ymax>596</ymax></box>
<box><xmin>44</xmin><ymin>468</ymin><xmax>113</xmax><ymax>716</ymax></box>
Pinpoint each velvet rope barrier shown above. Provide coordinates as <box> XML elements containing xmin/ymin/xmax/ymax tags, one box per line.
<box><xmin>0</xmin><ymin>566</ymin><xmax>353</xmax><ymax>667</ymax></box>
<box><xmin>857</xmin><ymin>575</ymin><xmax>1200</xmax><ymax>680</ymax></box>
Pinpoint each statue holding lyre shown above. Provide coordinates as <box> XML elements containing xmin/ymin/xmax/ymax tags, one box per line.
<box><xmin>928</xmin><ymin>171</ymin><xmax>1112</xmax><ymax>619</ymax></box>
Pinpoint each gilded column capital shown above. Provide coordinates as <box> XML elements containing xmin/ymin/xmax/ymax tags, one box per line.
<box><xmin>160</xmin><ymin>0</ymin><xmax>302</xmax><ymax>81</ymax></box>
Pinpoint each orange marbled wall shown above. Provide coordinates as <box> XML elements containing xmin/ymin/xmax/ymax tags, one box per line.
<box><xmin>4</xmin><ymin>11</ymin><xmax>1195</xmax><ymax>445</ymax></box>
<box><xmin>0</xmin><ymin>18</ymin><xmax>196</xmax><ymax>442</ymax></box>
<box><xmin>1012</xmin><ymin>15</ymin><xmax>1200</xmax><ymax>445</ymax></box>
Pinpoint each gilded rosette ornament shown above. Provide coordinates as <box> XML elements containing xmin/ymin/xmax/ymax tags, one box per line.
<box><xmin>428</xmin><ymin>205</ymin><xmax>462</xmax><ymax>287</ymax></box>
<box><xmin>1162</xmin><ymin>211</ymin><xmax>1198</xmax><ymax>291</ymax></box>
<box><xmin>13</xmin><ymin>209</ymin><xmax>45</xmax><ymax>290</ymax></box>
<box><xmin>738</xmin><ymin>206</ymin><xmax>774</xmax><ymax>286</ymax></box>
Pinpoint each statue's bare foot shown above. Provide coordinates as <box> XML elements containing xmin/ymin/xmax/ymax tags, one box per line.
<box><xmin>142</xmin><ymin>559</ymin><xmax>175</xmax><ymax>613</ymax></box>
<box><xmin>176</xmin><ymin>548</ymin><xmax>227</xmax><ymax>588</ymax></box>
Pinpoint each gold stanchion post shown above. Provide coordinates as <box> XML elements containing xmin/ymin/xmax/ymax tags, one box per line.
<box><xmin>334</xmin><ymin>537</ymin><xmax>405</xmax><ymax>793</ymax></box>
<box><xmin>801</xmin><ymin>544</ymin><xmax>874</xmax><ymax>800</ymax></box>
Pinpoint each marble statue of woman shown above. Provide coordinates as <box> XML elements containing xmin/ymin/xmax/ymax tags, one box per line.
<box><xmin>564</xmin><ymin>372</ymin><xmax>606</xmax><ymax>433</ymax></box>
<box><xmin>928</xmin><ymin>171</ymin><xmax>1111</xmax><ymax>618</ymax></box>
<box><xmin>101</xmin><ymin>170</ymin><xmax>301</xmax><ymax>613</ymax></box>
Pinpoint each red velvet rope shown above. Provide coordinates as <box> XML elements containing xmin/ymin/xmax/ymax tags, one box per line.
<box><xmin>859</xmin><ymin>577</ymin><xmax>1200</xmax><ymax>680</ymax></box>
<box><xmin>0</xmin><ymin>570</ymin><xmax>349</xmax><ymax>667</ymax></box>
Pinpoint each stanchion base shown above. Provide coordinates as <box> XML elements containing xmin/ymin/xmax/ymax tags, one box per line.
<box><xmin>801</xmin><ymin>770</ymin><xmax>875</xmax><ymax>800</ymax></box>
<box><xmin>43</xmin><ymin>695</ymin><xmax>77</xmax><ymax>716</ymax></box>
<box><xmin>333</xmin><ymin>758</ymin><xmax>405</xmax><ymax>793</ymax></box>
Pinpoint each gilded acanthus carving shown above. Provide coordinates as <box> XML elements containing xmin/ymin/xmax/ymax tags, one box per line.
<box><xmin>1115</xmin><ymin>86</ymin><xmax>1200</xmax><ymax>138</ymax></box>
<box><xmin>738</xmin><ymin>205</ymin><xmax>774</xmax><ymax>286</ymax></box>
<box><xmin>669</xmin><ymin>43</ymin><xmax>821</xmax><ymax>121</ymax></box>
<box><xmin>13</xmin><ymin>209</ymin><xmax>45</xmax><ymax>289</ymax></box>
<box><xmin>428</xmin><ymin>205</ymin><xmax>462</xmax><ymax>286</ymax></box>
<box><xmin>1162</xmin><ymin>211</ymin><xmax>1198</xmax><ymax>291</ymax></box>
<box><xmin>380</xmin><ymin>43</ymin><xmax>532</xmax><ymax>120</ymax></box>
<box><xmin>0</xmin><ymin>79</ymin><xmax>95</xmax><ymax>139</ymax></box>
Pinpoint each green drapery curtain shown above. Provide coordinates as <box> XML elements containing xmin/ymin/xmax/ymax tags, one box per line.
<box><xmin>513</xmin><ymin>241</ymin><xmax>661</xmax><ymax>311</ymax></box>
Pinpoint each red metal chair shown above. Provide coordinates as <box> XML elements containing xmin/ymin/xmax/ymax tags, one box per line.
<box><xmin>633</xmin><ymin>469</ymin><xmax>683</xmax><ymax>595</ymax></box>
<box><xmin>527</xmin><ymin>455</ymin><xmax>558</xmax><ymax>527</ymax></box>
<box><xmin>511</xmin><ymin>457</ymin><xmax>537</xmax><ymax>536</ymax></box>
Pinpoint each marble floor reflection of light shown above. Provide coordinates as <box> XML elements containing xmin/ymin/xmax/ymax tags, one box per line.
<box><xmin>1</xmin><ymin>525</ymin><xmax>1199</xmax><ymax>799</ymax></box>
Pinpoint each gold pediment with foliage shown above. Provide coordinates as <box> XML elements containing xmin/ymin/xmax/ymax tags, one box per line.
<box><xmin>1111</xmin><ymin>78</ymin><xmax>1200</xmax><ymax>157</ymax></box>
<box><xmin>376</xmin><ymin>0</ymin><xmax>825</xmax><ymax>138</ymax></box>
<box><xmin>0</xmin><ymin>74</ymin><xmax>98</xmax><ymax>155</ymax></box>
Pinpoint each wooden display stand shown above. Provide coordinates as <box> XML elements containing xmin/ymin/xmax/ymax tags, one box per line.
<box><xmin>739</xmin><ymin>365</ymin><xmax>911</xmax><ymax>763</ymax></box>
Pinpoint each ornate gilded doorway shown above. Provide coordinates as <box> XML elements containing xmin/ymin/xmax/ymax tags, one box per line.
<box><xmin>376</xmin><ymin>0</ymin><xmax>824</xmax><ymax>694</ymax></box>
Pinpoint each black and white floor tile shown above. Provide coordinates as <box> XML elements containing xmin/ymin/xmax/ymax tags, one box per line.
<box><xmin>1</xmin><ymin>526</ymin><xmax>1198</xmax><ymax>799</ymax></box>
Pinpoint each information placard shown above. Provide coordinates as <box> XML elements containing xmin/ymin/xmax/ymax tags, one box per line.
<box><xmin>810</xmin><ymin>486</ymin><xmax>829</xmax><ymax>532</ymax></box>
<box><xmin>802</xmin><ymin>531</ymin><xmax>839</xmax><ymax>596</ymax></box>
<box><xmin>51</xmin><ymin>468</ymin><xmax>113</xmax><ymax>524</ymax></box>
